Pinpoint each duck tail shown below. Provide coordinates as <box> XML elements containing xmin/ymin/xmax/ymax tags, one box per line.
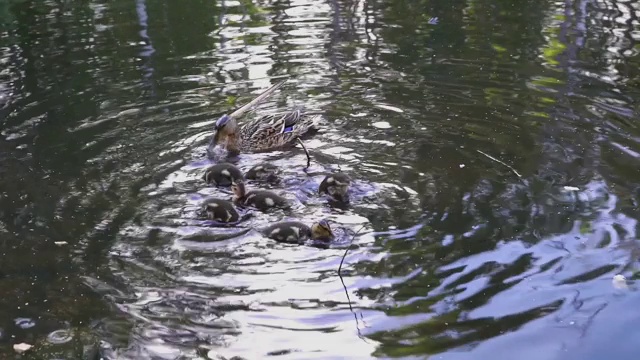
<box><xmin>229</xmin><ymin>80</ymin><xmax>287</xmax><ymax>119</ymax></box>
<box><xmin>303</xmin><ymin>112</ymin><xmax>322</xmax><ymax>133</ymax></box>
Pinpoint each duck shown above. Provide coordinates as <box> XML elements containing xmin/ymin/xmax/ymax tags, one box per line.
<box><xmin>207</xmin><ymin>80</ymin><xmax>321</xmax><ymax>156</ymax></box>
<box><xmin>260</xmin><ymin>219</ymin><xmax>334</xmax><ymax>244</ymax></box>
<box><xmin>202</xmin><ymin>162</ymin><xmax>244</xmax><ymax>186</ymax></box>
<box><xmin>231</xmin><ymin>180</ymin><xmax>289</xmax><ymax>211</ymax></box>
<box><xmin>201</xmin><ymin>198</ymin><xmax>240</xmax><ymax>223</ymax></box>
<box><xmin>319</xmin><ymin>172</ymin><xmax>352</xmax><ymax>202</ymax></box>
<box><xmin>245</xmin><ymin>162</ymin><xmax>280</xmax><ymax>183</ymax></box>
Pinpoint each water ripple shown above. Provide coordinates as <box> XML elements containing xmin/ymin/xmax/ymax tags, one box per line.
<box><xmin>2</xmin><ymin>0</ymin><xmax>640</xmax><ymax>359</ymax></box>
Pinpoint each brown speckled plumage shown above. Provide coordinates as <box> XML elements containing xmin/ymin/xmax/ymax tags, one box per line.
<box><xmin>208</xmin><ymin>80</ymin><xmax>321</xmax><ymax>155</ymax></box>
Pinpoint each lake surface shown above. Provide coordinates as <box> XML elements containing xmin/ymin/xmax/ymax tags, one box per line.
<box><xmin>1</xmin><ymin>0</ymin><xmax>640</xmax><ymax>358</ymax></box>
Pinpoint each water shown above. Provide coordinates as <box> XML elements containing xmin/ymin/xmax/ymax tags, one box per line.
<box><xmin>1</xmin><ymin>0</ymin><xmax>640</xmax><ymax>358</ymax></box>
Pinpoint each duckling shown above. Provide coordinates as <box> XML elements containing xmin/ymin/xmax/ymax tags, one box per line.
<box><xmin>201</xmin><ymin>198</ymin><xmax>240</xmax><ymax>223</ymax></box>
<box><xmin>231</xmin><ymin>180</ymin><xmax>289</xmax><ymax>211</ymax></box>
<box><xmin>202</xmin><ymin>162</ymin><xmax>244</xmax><ymax>186</ymax></box>
<box><xmin>319</xmin><ymin>172</ymin><xmax>352</xmax><ymax>202</ymax></box>
<box><xmin>245</xmin><ymin>162</ymin><xmax>280</xmax><ymax>183</ymax></box>
<box><xmin>261</xmin><ymin>219</ymin><xmax>334</xmax><ymax>244</ymax></box>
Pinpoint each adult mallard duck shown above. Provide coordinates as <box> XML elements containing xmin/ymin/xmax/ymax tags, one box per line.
<box><xmin>207</xmin><ymin>80</ymin><xmax>320</xmax><ymax>161</ymax></box>
<box><xmin>245</xmin><ymin>162</ymin><xmax>280</xmax><ymax>183</ymax></box>
<box><xmin>231</xmin><ymin>180</ymin><xmax>289</xmax><ymax>211</ymax></box>
<box><xmin>202</xmin><ymin>162</ymin><xmax>244</xmax><ymax>186</ymax></box>
<box><xmin>260</xmin><ymin>219</ymin><xmax>334</xmax><ymax>244</ymax></box>
<box><xmin>319</xmin><ymin>172</ymin><xmax>352</xmax><ymax>202</ymax></box>
<box><xmin>201</xmin><ymin>198</ymin><xmax>240</xmax><ymax>223</ymax></box>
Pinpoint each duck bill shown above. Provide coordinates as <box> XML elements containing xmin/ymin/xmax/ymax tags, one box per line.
<box><xmin>327</xmin><ymin>227</ymin><xmax>335</xmax><ymax>239</ymax></box>
<box><xmin>228</xmin><ymin>80</ymin><xmax>288</xmax><ymax>118</ymax></box>
<box><xmin>210</xmin><ymin>129</ymin><xmax>222</xmax><ymax>147</ymax></box>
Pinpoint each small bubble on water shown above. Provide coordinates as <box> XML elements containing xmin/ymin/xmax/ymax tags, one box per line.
<box><xmin>14</xmin><ymin>318</ymin><xmax>35</xmax><ymax>329</ymax></box>
<box><xmin>47</xmin><ymin>329</ymin><xmax>74</xmax><ymax>344</ymax></box>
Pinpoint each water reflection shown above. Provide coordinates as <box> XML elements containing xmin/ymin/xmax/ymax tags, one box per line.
<box><xmin>135</xmin><ymin>0</ymin><xmax>157</xmax><ymax>97</ymax></box>
<box><xmin>0</xmin><ymin>0</ymin><xmax>640</xmax><ymax>358</ymax></box>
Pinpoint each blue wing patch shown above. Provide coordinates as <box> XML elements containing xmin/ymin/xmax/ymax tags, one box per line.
<box><xmin>283</xmin><ymin>125</ymin><xmax>294</xmax><ymax>133</ymax></box>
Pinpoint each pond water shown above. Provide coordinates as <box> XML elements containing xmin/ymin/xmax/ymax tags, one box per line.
<box><xmin>1</xmin><ymin>0</ymin><xmax>640</xmax><ymax>358</ymax></box>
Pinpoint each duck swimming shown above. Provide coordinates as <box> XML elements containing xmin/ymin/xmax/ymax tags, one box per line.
<box><xmin>202</xmin><ymin>162</ymin><xmax>244</xmax><ymax>186</ymax></box>
<box><xmin>319</xmin><ymin>172</ymin><xmax>352</xmax><ymax>202</ymax></box>
<box><xmin>208</xmin><ymin>80</ymin><xmax>321</xmax><ymax>157</ymax></box>
<box><xmin>201</xmin><ymin>198</ymin><xmax>241</xmax><ymax>223</ymax></box>
<box><xmin>231</xmin><ymin>180</ymin><xmax>289</xmax><ymax>211</ymax></box>
<box><xmin>245</xmin><ymin>162</ymin><xmax>280</xmax><ymax>183</ymax></box>
<box><xmin>260</xmin><ymin>219</ymin><xmax>334</xmax><ymax>244</ymax></box>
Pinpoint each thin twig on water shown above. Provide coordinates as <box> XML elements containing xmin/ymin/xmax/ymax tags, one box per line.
<box><xmin>296</xmin><ymin>137</ymin><xmax>311</xmax><ymax>169</ymax></box>
<box><xmin>338</xmin><ymin>225</ymin><xmax>369</xmax><ymax>342</ymax></box>
<box><xmin>476</xmin><ymin>150</ymin><xmax>525</xmax><ymax>182</ymax></box>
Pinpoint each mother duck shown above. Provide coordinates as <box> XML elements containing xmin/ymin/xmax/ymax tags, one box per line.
<box><xmin>207</xmin><ymin>80</ymin><xmax>321</xmax><ymax>159</ymax></box>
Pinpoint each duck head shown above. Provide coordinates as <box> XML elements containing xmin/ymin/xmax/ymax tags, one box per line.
<box><xmin>203</xmin><ymin>203</ymin><xmax>216</xmax><ymax>219</ymax></box>
<box><xmin>311</xmin><ymin>219</ymin><xmax>334</xmax><ymax>241</ymax></box>
<box><xmin>231</xmin><ymin>179</ymin><xmax>247</xmax><ymax>201</ymax></box>
<box><xmin>203</xmin><ymin>202</ymin><xmax>226</xmax><ymax>220</ymax></box>
<box><xmin>210</xmin><ymin>114</ymin><xmax>239</xmax><ymax>150</ymax></box>
<box><xmin>210</xmin><ymin>80</ymin><xmax>288</xmax><ymax>151</ymax></box>
<box><xmin>319</xmin><ymin>174</ymin><xmax>351</xmax><ymax>202</ymax></box>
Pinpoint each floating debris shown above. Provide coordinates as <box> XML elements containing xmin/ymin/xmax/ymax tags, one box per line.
<box><xmin>375</xmin><ymin>104</ymin><xmax>404</xmax><ymax>113</ymax></box>
<box><xmin>54</xmin><ymin>241</ymin><xmax>68</xmax><ymax>246</ymax></box>
<box><xmin>371</xmin><ymin>121</ymin><xmax>391</xmax><ymax>129</ymax></box>
<box><xmin>613</xmin><ymin>274</ymin><xmax>628</xmax><ymax>290</ymax></box>
<box><xmin>13</xmin><ymin>343</ymin><xmax>32</xmax><ymax>353</ymax></box>
<box><xmin>563</xmin><ymin>186</ymin><xmax>580</xmax><ymax>192</ymax></box>
<box><xmin>476</xmin><ymin>150</ymin><xmax>524</xmax><ymax>183</ymax></box>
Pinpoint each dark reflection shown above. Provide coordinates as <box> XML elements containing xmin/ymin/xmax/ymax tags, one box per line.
<box><xmin>1</xmin><ymin>0</ymin><xmax>640</xmax><ymax>358</ymax></box>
